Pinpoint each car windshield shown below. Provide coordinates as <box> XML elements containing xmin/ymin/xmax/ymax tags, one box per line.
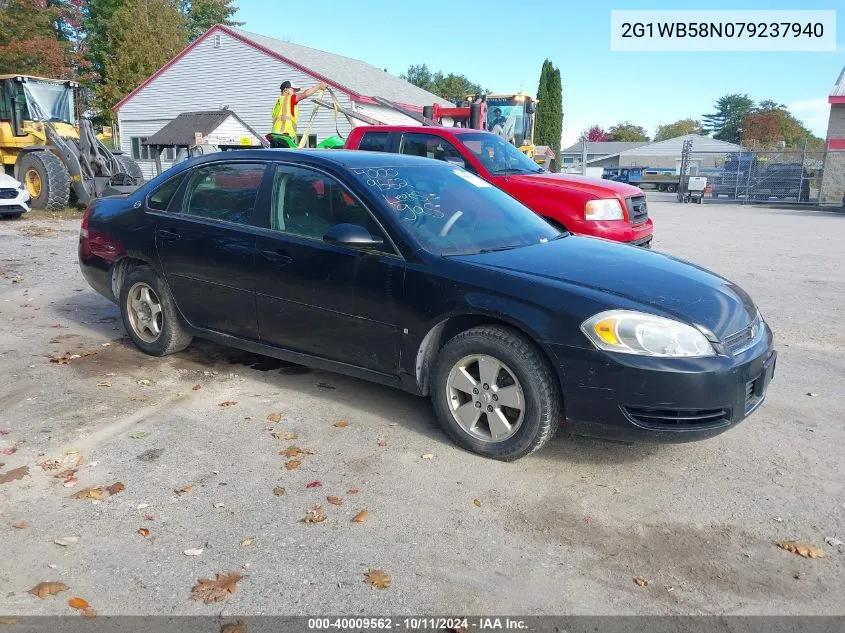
<box><xmin>460</xmin><ymin>132</ymin><xmax>544</xmax><ymax>175</ymax></box>
<box><xmin>350</xmin><ymin>163</ymin><xmax>559</xmax><ymax>256</ymax></box>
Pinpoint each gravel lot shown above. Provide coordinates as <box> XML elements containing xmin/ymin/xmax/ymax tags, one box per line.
<box><xmin>1</xmin><ymin>196</ymin><xmax>843</xmax><ymax>617</ymax></box>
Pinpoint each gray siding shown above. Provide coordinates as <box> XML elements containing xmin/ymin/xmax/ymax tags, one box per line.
<box><xmin>826</xmin><ymin>103</ymin><xmax>845</xmax><ymax>139</ymax></box>
<box><xmin>117</xmin><ymin>29</ymin><xmax>356</xmax><ymax>177</ymax></box>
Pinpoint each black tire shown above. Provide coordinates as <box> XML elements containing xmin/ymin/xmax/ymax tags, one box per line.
<box><xmin>431</xmin><ymin>325</ymin><xmax>561</xmax><ymax>461</ymax></box>
<box><xmin>18</xmin><ymin>151</ymin><xmax>70</xmax><ymax>211</ymax></box>
<box><xmin>666</xmin><ymin>184</ymin><xmax>677</xmax><ymax>193</ymax></box>
<box><xmin>119</xmin><ymin>266</ymin><xmax>193</xmax><ymax>357</ymax></box>
<box><xmin>114</xmin><ymin>155</ymin><xmax>144</xmax><ymax>181</ymax></box>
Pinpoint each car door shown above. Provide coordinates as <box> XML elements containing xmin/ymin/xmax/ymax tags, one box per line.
<box><xmin>252</xmin><ymin>162</ymin><xmax>405</xmax><ymax>375</ymax></box>
<box><xmin>152</xmin><ymin>161</ymin><xmax>270</xmax><ymax>340</ymax></box>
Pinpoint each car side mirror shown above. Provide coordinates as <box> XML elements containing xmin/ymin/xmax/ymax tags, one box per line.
<box><xmin>323</xmin><ymin>223</ymin><xmax>384</xmax><ymax>250</ymax></box>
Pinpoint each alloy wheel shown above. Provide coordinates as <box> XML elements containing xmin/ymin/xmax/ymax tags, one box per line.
<box><xmin>126</xmin><ymin>282</ymin><xmax>163</xmax><ymax>343</ymax></box>
<box><xmin>446</xmin><ymin>354</ymin><xmax>525</xmax><ymax>442</ymax></box>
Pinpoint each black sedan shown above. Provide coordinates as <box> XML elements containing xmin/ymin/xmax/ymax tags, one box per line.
<box><xmin>79</xmin><ymin>150</ymin><xmax>776</xmax><ymax>460</ymax></box>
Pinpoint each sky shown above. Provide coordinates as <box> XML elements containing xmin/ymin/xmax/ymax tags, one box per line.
<box><xmin>233</xmin><ymin>0</ymin><xmax>844</xmax><ymax>147</ymax></box>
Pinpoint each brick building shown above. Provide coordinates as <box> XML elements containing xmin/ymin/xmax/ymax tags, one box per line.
<box><xmin>821</xmin><ymin>66</ymin><xmax>845</xmax><ymax>206</ymax></box>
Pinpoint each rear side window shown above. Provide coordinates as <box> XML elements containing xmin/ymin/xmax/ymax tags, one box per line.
<box><xmin>182</xmin><ymin>162</ymin><xmax>266</xmax><ymax>225</ymax></box>
<box><xmin>358</xmin><ymin>132</ymin><xmax>389</xmax><ymax>152</ymax></box>
<box><xmin>400</xmin><ymin>133</ymin><xmax>467</xmax><ymax>169</ymax></box>
<box><xmin>147</xmin><ymin>174</ymin><xmax>184</xmax><ymax>211</ymax></box>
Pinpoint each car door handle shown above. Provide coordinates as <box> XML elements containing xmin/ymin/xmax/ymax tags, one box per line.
<box><xmin>157</xmin><ymin>228</ymin><xmax>181</xmax><ymax>241</ymax></box>
<box><xmin>261</xmin><ymin>249</ymin><xmax>293</xmax><ymax>265</ymax></box>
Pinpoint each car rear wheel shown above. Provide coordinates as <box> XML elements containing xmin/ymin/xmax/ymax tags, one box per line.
<box><xmin>119</xmin><ymin>267</ymin><xmax>192</xmax><ymax>356</ymax></box>
<box><xmin>431</xmin><ymin>325</ymin><xmax>560</xmax><ymax>461</ymax></box>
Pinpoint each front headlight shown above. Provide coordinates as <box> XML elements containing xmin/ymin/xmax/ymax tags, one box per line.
<box><xmin>581</xmin><ymin>310</ymin><xmax>716</xmax><ymax>357</ymax></box>
<box><xmin>585</xmin><ymin>198</ymin><xmax>624</xmax><ymax>221</ymax></box>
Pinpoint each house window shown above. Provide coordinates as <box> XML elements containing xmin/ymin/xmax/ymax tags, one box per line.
<box><xmin>131</xmin><ymin>137</ymin><xmax>174</xmax><ymax>162</ymax></box>
<box><xmin>214</xmin><ymin>33</ymin><xmax>222</xmax><ymax>48</ymax></box>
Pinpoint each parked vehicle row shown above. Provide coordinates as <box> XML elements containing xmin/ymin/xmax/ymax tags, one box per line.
<box><xmin>79</xmin><ymin>150</ymin><xmax>776</xmax><ymax>460</ymax></box>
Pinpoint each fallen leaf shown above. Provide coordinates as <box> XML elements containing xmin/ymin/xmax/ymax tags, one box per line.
<box><xmin>364</xmin><ymin>569</ymin><xmax>391</xmax><ymax>590</ymax></box>
<box><xmin>54</xmin><ymin>536</ymin><xmax>80</xmax><ymax>546</ymax></box>
<box><xmin>273</xmin><ymin>487</ymin><xmax>285</xmax><ymax>496</ymax></box>
<box><xmin>281</xmin><ymin>446</ymin><xmax>303</xmax><ymax>458</ymax></box>
<box><xmin>776</xmin><ymin>541</ymin><xmax>826</xmax><ymax>558</ymax></box>
<box><xmin>240</xmin><ymin>537</ymin><xmax>254</xmax><ymax>547</ymax></box>
<box><xmin>824</xmin><ymin>536</ymin><xmax>843</xmax><ymax>547</ymax></box>
<box><xmin>421</xmin><ymin>453</ymin><xmax>434</xmax><ymax>460</ymax></box>
<box><xmin>175</xmin><ymin>485</ymin><xmax>193</xmax><ymax>495</ymax></box>
<box><xmin>192</xmin><ymin>384</ymin><xmax>202</xmax><ymax>391</ymax></box>
<box><xmin>0</xmin><ymin>465</ymin><xmax>29</xmax><ymax>484</ymax></box>
<box><xmin>348</xmin><ymin>488</ymin><xmax>359</xmax><ymax>494</ymax></box>
<box><xmin>137</xmin><ymin>528</ymin><xmax>151</xmax><ymax>538</ymax></box>
<box><xmin>267</xmin><ymin>413</ymin><xmax>283</xmax><ymax>422</ymax></box>
<box><xmin>306</xmin><ymin>481</ymin><xmax>322</xmax><ymax>489</ymax></box>
<box><xmin>0</xmin><ymin>618</ymin><xmax>17</xmax><ymax>625</ymax></box>
<box><xmin>634</xmin><ymin>576</ymin><xmax>649</xmax><ymax>587</ymax></box>
<box><xmin>302</xmin><ymin>504</ymin><xmax>327</xmax><ymax>523</ymax></box>
<box><xmin>352</xmin><ymin>510</ymin><xmax>369</xmax><ymax>523</ymax></box>
<box><xmin>285</xmin><ymin>459</ymin><xmax>302</xmax><ymax>471</ymax></box>
<box><xmin>106</xmin><ymin>481</ymin><xmax>125</xmax><ymax>496</ymax></box>
<box><xmin>190</xmin><ymin>572</ymin><xmax>243</xmax><ymax>604</ymax></box>
<box><xmin>49</xmin><ymin>353</ymin><xmax>78</xmax><ymax>365</ymax></box>
<box><xmin>272</xmin><ymin>431</ymin><xmax>298</xmax><ymax>441</ymax></box>
<box><xmin>473</xmin><ymin>499</ymin><xmax>481</xmax><ymax>508</ymax></box>
<box><xmin>13</xmin><ymin>521</ymin><xmax>29</xmax><ymax>529</ymax></box>
<box><xmin>54</xmin><ymin>469</ymin><xmax>77</xmax><ymax>479</ymax></box>
<box><xmin>377</xmin><ymin>439</ymin><xmax>387</xmax><ymax>447</ymax></box>
<box><xmin>97</xmin><ymin>382</ymin><xmax>111</xmax><ymax>388</ymax></box>
<box><xmin>67</xmin><ymin>597</ymin><xmax>89</xmax><ymax>609</ymax></box>
<box><xmin>0</xmin><ymin>429</ymin><xmax>10</xmax><ymax>435</ymax></box>
<box><xmin>81</xmin><ymin>608</ymin><xmax>97</xmax><ymax>619</ymax></box>
<box><xmin>129</xmin><ymin>432</ymin><xmax>149</xmax><ymax>440</ymax></box>
<box><xmin>184</xmin><ymin>548</ymin><xmax>204</xmax><ymax>556</ymax></box>
<box><xmin>62</xmin><ymin>475</ymin><xmax>79</xmax><ymax>488</ymax></box>
<box><xmin>333</xmin><ymin>421</ymin><xmax>350</xmax><ymax>428</ymax></box>
<box><xmin>1</xmin><ymin>447</ymin><xmax>17</xmax><ymax>456</ymax></box>
<box><xmin>219</xmin><ymin>401</ymin><xmax>237</xmax><ymax>408</ymax></box>
<box><xmin>28</xmin><ymin>582</ymin><xmax>69</xmax><ymax>599</ymax></box>
<box><xmin>38</xmin><ymin>459</ymin><xmax>61</xmax><ymax>471</ymax></box>
<box><xmin>221</xmin><ymin>622</ymin><xmax>247</xmax><ymax>633</ymax></box>
<box><xmin>327</xmin><ymin>496</ymin><xmax>343</xmax><ymax>506</ymax></box>
<box><xmin>71</xmin><ymin>487</ymin><xmax>104</xmax><ymax>500</ymax></box>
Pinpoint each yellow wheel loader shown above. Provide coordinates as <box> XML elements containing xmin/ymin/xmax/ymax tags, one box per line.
<box><xmin>0</xmin><ymin>74</ymin><xmax>143</xmax><ymax>211</ymax></box>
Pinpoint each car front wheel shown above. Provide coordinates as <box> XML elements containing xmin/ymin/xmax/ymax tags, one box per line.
<box><xmin>119</xmin><ymin>267</ymin><xmax>193</xmax><ymax>356</ymax></box>
<box><xmin>431</xmin><ymin>325</ymin><xmax>561</xmax><ymax>461</ymax></box>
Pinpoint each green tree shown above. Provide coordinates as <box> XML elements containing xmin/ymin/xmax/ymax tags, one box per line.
<box><xmin>535</xmin><ymin>59</ymin><xmax>563</xmax><ymax>171</ymax></box>
<box><xmin>702</xmin><ymin>94</ymin><xmax>754</xmax><ymax>144</ymax></box>
<box><xmin>654</xmin><ymin>118</ymin><xmax>703</xmax><ymax>141</ymax></box>
<box><xmin>607</xmin><ymin>121</ymin><xmax>649</xmax><ymax>142</ymax></box>
<box><xmin>0</xmin><ymin>0</ymin><xmax>71</xmax><ymax>76</ymax></box>
<box><xmin>182</xmin><ymin>0</ymin><xmax>243</xmax><ymax>41</ymax></box>
<box><xmin>84</xmin><ymin>0</ymin><xmax>124</xmax><ymax>82</ymax></box>
<box><xmin>99</xmin><ymin>0</ymin><xmax>188</xmax><ymax>117</ymax></box>
<box><xmin>400</xmin><ymin>64</ymin><xmax>483</xmax><ymax>103</ymax></box>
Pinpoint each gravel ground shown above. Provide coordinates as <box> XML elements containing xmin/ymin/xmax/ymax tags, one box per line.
<box><xmin>0</xmin><ymin>197</ymin><xmax>843</xmax><ymax>617</ymax></box>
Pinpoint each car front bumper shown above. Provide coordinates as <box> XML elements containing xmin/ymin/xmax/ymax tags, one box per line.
<box><xmin>550</xmin><ymin>326</ymin><xmax>776</xmax><ymax>442</ymax></box>
<box><xmin>0</xmin><ymin>189</ymin><xmax>31</xmax><ymax>215</ymax></box>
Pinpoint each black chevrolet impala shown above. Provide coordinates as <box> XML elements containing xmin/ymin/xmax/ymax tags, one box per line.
<box><xmin>79</xmin><ymin>150</ymin><xmax>776</xmax><ymax>460</ymax></box>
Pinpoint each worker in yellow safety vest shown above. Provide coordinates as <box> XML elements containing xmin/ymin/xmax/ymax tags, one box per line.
<box><xmin>270</xmin><ymin>80</ymin><xmax>328</xmax><ymax>147</ymax></box>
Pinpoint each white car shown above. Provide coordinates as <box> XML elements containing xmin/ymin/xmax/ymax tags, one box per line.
<box><xmin>0</xmin><ymin>172</ymin><xmax>31</xmax><ymax>218</ymax></box>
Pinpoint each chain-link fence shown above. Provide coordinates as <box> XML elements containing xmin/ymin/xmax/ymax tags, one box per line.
<box><xmin>677</xmin><ymin>143</ymin><xmax>826</xmax><ymax>204</ymax></box>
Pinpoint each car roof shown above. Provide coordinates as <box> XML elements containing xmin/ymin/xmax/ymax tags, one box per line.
<box><xmin>353</xmin><ymin>125</ymin><xmax>493</xmax><ymax>137</ymax></box>
<box><xmin>182</xmin><ymin>148</ymin><xmax>453</xmax><ymax>170</ymax></box>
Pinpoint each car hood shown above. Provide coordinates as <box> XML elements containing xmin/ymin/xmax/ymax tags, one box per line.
<box><xmin>506</xmin><ymin>172</ymin><xmax>643</xmax><ymax>198</ymax></box>
<box><xmin>0</xmin><ymin>173</ymin><xmax>23</xmax><ymax>189</ymax></box>
<box><xmin>452</xmin><ymin>236</ymin><xmax>757</xmax><ymax>338</ymax></box>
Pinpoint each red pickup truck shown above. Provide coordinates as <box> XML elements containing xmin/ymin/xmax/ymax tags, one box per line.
<box><xmin>345</xmin><ymin>126</ymin><xmax>654</xmax><ymax>247</ymax></box>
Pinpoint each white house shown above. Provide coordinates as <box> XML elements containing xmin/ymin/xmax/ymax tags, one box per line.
<box><xmin>114</xmin><ymin>25</ymin><xmax>451</xmax><ymax>178</ymax></box>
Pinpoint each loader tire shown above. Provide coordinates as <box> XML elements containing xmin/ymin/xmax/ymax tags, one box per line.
<box><xmin>114</xmin><ymin>155</ymin><xmax>144</xmax><ymax>182</ymax></box>
<box><xmin>18</xmin><ymin>151</ymin><xmax>70</xmax><ymax>211</ymax></box>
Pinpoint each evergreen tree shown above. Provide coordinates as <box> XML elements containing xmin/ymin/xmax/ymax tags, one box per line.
<box><xmin>702</xmin><ymin>94</ymin><xmax>754</xmax><ymax>144</ymax></box>
<box><xmin>182</xmin><ymin>0</ymin><xmax>243</xmax><ymax>41</ymax></box>
<box><xmin>99</xmin><ymin>0</ymin><xmax>188</xmax><ymax>116</ymax></box>
<box><xmin>535</xmin><ymin>59</ymin><xmax>563</xmax><ymax>171</ymax></box>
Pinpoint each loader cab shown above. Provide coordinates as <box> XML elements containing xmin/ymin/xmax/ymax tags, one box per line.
<box><xmin>0</xmin><ymin>76</ymin><xmax>76</xmax><ymax>135</ymax></box>
<box><xmin>465</xmin><ymin>93</ymin><xmax>537</xmax><ymax>150</ymax></box>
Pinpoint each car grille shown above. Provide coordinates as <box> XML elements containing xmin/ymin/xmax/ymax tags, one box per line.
<box><xmin>723</xmin><ymin>314</ymin><xmax>763</xmax><ymax>355</ymax></box>
<box><xmin>626</xmin><ymin>195</ymin><xmax>648</xmax><ymax>225</ymax></box>
<box><xmin>623</xmin><ymin>406</ymin><xmax>731</xmax><ymax>428</ymax></box>
<box><xmin>0</xmin><ymin>188</ymin><xmax>18</xmax><ymax>199</ymax></box>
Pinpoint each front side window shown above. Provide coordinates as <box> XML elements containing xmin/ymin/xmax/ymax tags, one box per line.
<box><xmin>270</xmin><ymin>164</ymin><xmax>389</xmax><ymax>251</ymax></box>
<box><xmin>400</xmin><ymin>133</ymin><xmax>466</xmax><ymax>169</ymax></box>
<box><xmin>147</xmin><ymin>174</ymin><xmax>185</xmax><ymax>212</ymax></box>
<box><xmin>182</xmin><ymin>162</ymin><xmax>266</xmax><ymax>225</ymax></box>
<box><xmin>460</xmin><ymin>132</ymin><xmax>543</xmax><ymax>176</ymax></box>
<box><xmin>349</xmin><ymin>163</ymin><xmax>557</xmax><ymax>256</ymax></box>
